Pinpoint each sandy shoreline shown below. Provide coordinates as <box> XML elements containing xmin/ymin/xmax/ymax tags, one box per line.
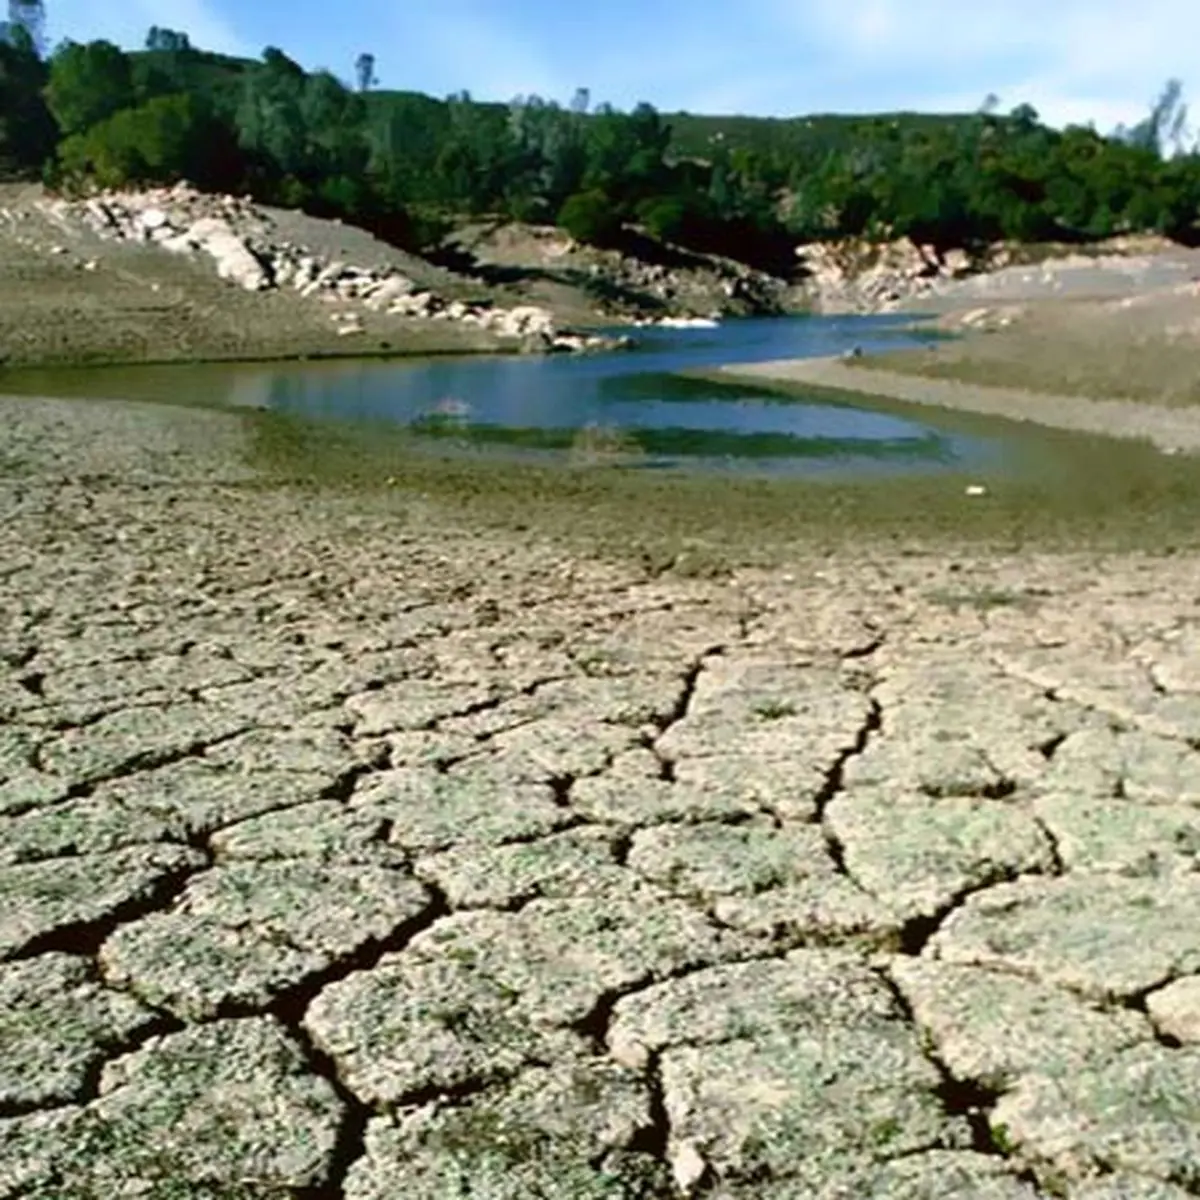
<box><xmin>723</xmin><ymin>355</ymin><xmax>1200</xmax><ymax>454</ymax></box>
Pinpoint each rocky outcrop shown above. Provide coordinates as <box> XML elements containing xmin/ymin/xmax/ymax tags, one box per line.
<box><xmin>793</xmin><ymin>233</ymin><xmax>1193</xmax><ymax>314</ymax></box>
<box><xmin>794</xmin><ymin>237</ymin><xmax>986</xmax><ymax>313</ymax></box>
<box><xmin>39</xmin><ymin>183</ymin><xmax>623</xmax><ymax>354</ymax></box>
<box><xmin>444</xmin><ymin>220</ymin><xmax>795</xmax><ymax>323</ymax></box>
<box><xmin>598</xmin><ymin>247</ymin><xmax>791</xmax><ymax>319</ymax></box>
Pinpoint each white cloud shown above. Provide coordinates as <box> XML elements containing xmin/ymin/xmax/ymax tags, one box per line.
<box><xmin>764</xmin><ymin>0</ymin><xmax>1200</xmax><ymax>128</ymax></box>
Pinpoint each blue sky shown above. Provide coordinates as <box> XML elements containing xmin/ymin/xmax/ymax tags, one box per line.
<box><xmin>46</xmin><ymin>0</ymin><xmax>1199</xmax><ymax>135</ymax></box>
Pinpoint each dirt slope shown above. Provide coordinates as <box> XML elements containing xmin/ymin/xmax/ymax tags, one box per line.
<box><xmin>0</xmin><ymin>184</ymin><xmax>505</xmax><ymax>368</ymax></box>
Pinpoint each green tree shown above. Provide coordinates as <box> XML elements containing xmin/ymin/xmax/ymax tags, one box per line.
<box><xmin>45</xmin><ymin>39</ymin><xmax>135</xmax><ymax>137</ymax></box>
<box><xmin>58</xmin><ymin>92</ymin><xmax>241</xmax><ymax>190</ymax></box>
<box><xmin>557</xmin><ymin>188</ymin><xmax>621</xmax><ymax>244</ymax></box>
<box><xmin>145</xmin><ymin>27</ymin><xmax>192</xmax><ymax>53</ymax></box>
<box><xmin>354</xmin><ymin>52</ymin><xmax>376</xmax><ymax>92</ymax></box>
<box><xmin>234</xmin><ymin>46</ymin><xmax>308</xmax><ymax>177</ymax></box>
<box><xmin>0</xmin><ymin>24</ymin><xmax>56</xmax><ymax>176</ymax></box>
<box><xmin>636</xmin><ymin>194</ymin><xmax>689</xmax><ymax>241</ymax></box>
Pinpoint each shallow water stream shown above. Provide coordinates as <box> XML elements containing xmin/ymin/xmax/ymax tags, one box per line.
<box><xmin>0</xmin><ymin>314</ymin><xmax>1007</xmax><ymax>478</ymax></box>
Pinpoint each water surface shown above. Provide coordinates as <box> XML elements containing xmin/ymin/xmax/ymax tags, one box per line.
<box><xmin>0</xmin><ymin>315</ymin><xmax>1002</xmax><ymax>478</ymax></box>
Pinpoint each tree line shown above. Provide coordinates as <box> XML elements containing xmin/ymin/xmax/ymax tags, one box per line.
<box><xmin>2</xmin><ymin>25</ymin><xmax>1199</xmax><ymax>270</ymax></box>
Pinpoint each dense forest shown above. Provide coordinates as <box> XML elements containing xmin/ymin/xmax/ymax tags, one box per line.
<box><xmin>2</xmin><ymin>20</ymin><xmax>1200</xmax><ymax>272</ymax></box>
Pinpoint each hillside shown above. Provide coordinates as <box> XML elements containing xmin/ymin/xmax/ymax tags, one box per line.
<box><xmin>4</xmin><ymin>32</ymin><xmax>1199</xmax><ymax>271</ymax></box>
<box><xmin>113</xmin><ymin>50</ymin><xmax>995</xmax><ymax>166</ymax></box>
<box><xmin>664</xmin><ymin>109</ymin><xmax>969</xmax><ymax>159</ymax></box>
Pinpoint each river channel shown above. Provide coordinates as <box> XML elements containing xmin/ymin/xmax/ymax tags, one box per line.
<box><xmin>0</xmin><ymin>314</ymin><xmax>1011</xmax><ymax>478</ymax></box>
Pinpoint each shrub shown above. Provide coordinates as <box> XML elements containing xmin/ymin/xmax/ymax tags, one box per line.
<box><xmin>557</xmin><ymin>189</ymin><xmax>621</xmax><ymax>245</ymax></box>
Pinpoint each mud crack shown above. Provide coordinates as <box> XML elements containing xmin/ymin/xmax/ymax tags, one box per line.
<box><xmin>816</xmin><ymin>698</ymin><xmax>883</xmax><ymax>876</ymax></box>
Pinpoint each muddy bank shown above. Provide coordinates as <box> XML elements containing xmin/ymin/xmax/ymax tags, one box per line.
<box><xmin>0</xmin><ymin>186</ymin><xmax>502</xmax><ymax>369</ymax></box>
<box><xmin>722</xmin><ymin>356</ymin><xmax>1200</xmax><ymax>455</ymax></box>
<box><xmin>0</xmin><ymin>182</ymin><xmax>798</xmax><ymax>371</ymax></box>
<box><xmin>871</xmin><ymin>277</ymin><xmax>1200</xmax><ymax>413</ymax></box>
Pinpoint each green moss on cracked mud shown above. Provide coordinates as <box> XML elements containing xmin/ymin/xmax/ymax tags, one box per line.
<box><xmin>242</xmin><ymin>401</ymin><xmax>1200</xmax><ymax>571</ymax></box>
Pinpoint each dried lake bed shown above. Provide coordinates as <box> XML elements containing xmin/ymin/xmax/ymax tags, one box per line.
<box><xmin>4</xmin><ymin>334</ymin><xmax>1200</xmax><ymax>1195</ymax></box>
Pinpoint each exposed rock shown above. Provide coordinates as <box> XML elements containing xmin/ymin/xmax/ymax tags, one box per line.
<box><xmin>1146</xmin><ymin>975</ymin><xmax>1200</xmax><ymax>1044</ymax></box>
<box><xmin>445</xmin><ymin>218</ymin><xmax>793</xmax><ymax>322</ymax></box>
<box><xmin>39</xmin><ymin>183</ymin><xmax>619</xmax><ymax>353</ymax></box>
<box><xmin>794</xmin><ymin>236</ymin><xmax>1004</xmax><ymax>313</ymax></box>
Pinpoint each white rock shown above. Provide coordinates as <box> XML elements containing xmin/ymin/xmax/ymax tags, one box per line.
<box><xmin>316</xmin><ymin>261</ymin><xmax>346</xmax><ymax>286</ymax></box>
<box><xmin>672</xmin><ymin>1140</ymin><xmax>708</xmax><ymax>1192</ymax></box>
<box><xmin>656</xmin><ymin>315</ymin><xmax>719</xmax><ymax>329</ymax></box>
<box><xmin>959</xmin><ymin>308</ymin><xmax>992</xmax><ymax>327</ymax></box>
<box><xmin>942</xmin><ymin>248</ymin><xmax>972</xmax><ymax>277</ymax></box>
<box><xmin>137</xmin><ymin>208</ymin><xmax>170</xmax><ymax>231</ymax></box>
<box><xmin>85</xmin><ymin>200</ymin><xmax>116</xmax><ymax>229</ymax></box>
<box><xmin>391</xmin><ymin>292</ymin><xmax>435</xmax><ymax>316</ymax></box>
<box><xmin>292</xmin><ymin>257</ymin><xmax>318</xmax><ymax>283</ymax></box>
<box><xmin>184</xmin><ymin>216</ymin><xmax>272</xmax><ymax>291</ymax></box>
<box><xmin>1147</xmin><ymin>976</ymin><xmax>1200</xmax><ymax>1042</ymax></box>
<box><xmin>493</xmin><ymin>304</ymin><xmax>556</xmax><ymax>338</ymax></box>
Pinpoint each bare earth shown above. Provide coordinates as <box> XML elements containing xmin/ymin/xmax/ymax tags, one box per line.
<box><xmin>4</xmin><ymin>390</ymin><xmax>1200</xmax><ymax>1197</ymax></box>
<box><xmin>730</xmin><ymin>242</ymin><xmax>1200</xmax><ymax>454</ymax></box>
<box><xmin>725</xmin><ymin>356</ymin><xmax>1200</xmax><ymax>454</ymax></box>
<box><xmin>5</xmin><ymin>197</ymin><xmax>1200</xmax><ymax>1195</ymax></box>
<box><xmin>883</xmin><ymin>245</ymin><xmax>1200</xmax><ymax>410</ymax></box>
<box><xmin>0</xmin><ymin>183</ymin><xmax>507</xmax><ymax>367</ymax></box>
<box><xmin>0</xmin><ymin>184</ymin><xmax>781</xmax><ymax>369</ymax></box>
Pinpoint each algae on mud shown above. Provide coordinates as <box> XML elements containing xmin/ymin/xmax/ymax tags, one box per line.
<box><xmin>242</xmin><ymin>388</ymin><xmax>1200</xmax><ymax>572</ymax></box>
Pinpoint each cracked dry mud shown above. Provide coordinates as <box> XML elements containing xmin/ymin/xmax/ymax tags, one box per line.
<box><xmin>4</xmin><ymin>394</ymin><xmax>1200</xmax><ymax>1198</ymax></box>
